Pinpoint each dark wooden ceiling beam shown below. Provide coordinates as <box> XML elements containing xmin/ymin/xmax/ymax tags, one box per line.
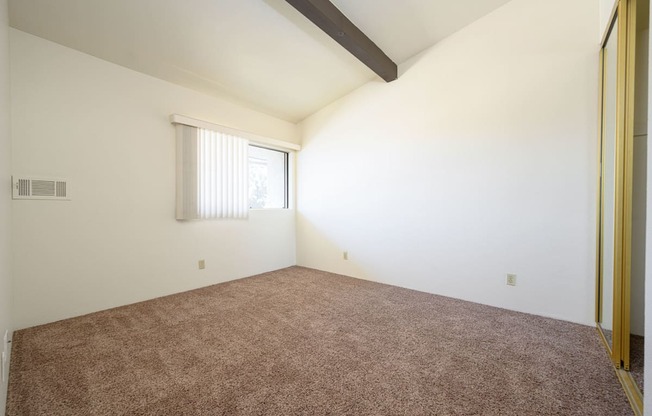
<box><xmin>284</xmin><ymin>0</ymin><xmax>398</xmax><ymax>82</ymax></box>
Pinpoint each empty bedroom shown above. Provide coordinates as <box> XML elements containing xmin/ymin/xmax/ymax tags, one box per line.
<box><xmin>0</xmin><ymin>0</ymin><xmax>651</xmax><ymax>415</ymax></box>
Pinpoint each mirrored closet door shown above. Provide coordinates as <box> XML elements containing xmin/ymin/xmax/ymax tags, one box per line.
<box><xmin>597</xmin><ymin>8</ymin><xmax>619</xmax><ymax>355</ymax></box>
<box><xmin>596</xmin><ymin>0</ymin><xmax>647</xmax><ymax>414</ymax></box>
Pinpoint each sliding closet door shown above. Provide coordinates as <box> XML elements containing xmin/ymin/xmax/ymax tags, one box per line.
<box><xmin>628</xmin><ymin>0</ymin><xmax>649</xmax><ymax>388</ymax></box>
<box><xmin>596</xmin><ymin>1</ymin><xmax>645</xmax><ymax>413</ymax></box>
<box><xmin>596</xmin><ymin>0</ymin><xmax>637</xmax><ymax>370</ymax></box>
<box><xmin>620</xmin><ymin>0</ymin><xmax>638</xmax><ymax>372</ymax></box>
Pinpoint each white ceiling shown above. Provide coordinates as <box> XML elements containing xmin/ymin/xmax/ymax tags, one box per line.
<box><xmin>9</xmin><ymin>0</ymin><xmax>512</xmax><ymax>123</ymax></box>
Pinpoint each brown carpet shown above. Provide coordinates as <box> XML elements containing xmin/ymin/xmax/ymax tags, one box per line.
<box><xmin>630</xmin><ymin>334</ymin><xmax>644</xmax><ymax>391</ymax></box>
<box><xmin>6</xmin><ymin>266</ymin><xmax>633</xmax><ymax>415</ymax></box>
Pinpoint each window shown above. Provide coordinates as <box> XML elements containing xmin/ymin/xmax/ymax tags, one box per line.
<box><xmin>248</xmin><ymin>146</ymin><xmax>288</xmax><ymax>209</ymax></box>
<box><xmin>171</xmin><ymin>114</ymin><xmax>298</xmax><ymax>220</ymax></box>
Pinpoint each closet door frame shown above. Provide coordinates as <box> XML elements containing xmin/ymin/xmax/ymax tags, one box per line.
<box><xmin>595</xmin><ymin>0</ymin><xmax>637</xmax><ymax>372</ymax></box>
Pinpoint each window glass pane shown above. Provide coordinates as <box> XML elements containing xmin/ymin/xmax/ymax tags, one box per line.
<box><xmin>248</xmin><ymin>146</ymin><xmax>287</xmax><ymax>209</ymax></box>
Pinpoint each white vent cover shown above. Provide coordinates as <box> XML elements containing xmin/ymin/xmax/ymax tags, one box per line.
<box><xmin>12</xmin><ymin>176</ymin><xmax>70</xmax><ymax>200</ymax></box>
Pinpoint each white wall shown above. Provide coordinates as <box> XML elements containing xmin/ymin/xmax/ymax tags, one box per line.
<box><xmin>10</xmin><ymin>29</ymin><xmax>299</xmax><ymax>329</ymax></box>
<box><xmin>0</xmin><ymin>0</ymin><xmax>10</xmax><ymax>413</ymax></box>
<box><xmin>297</xmin><ymin>0</ymin><xmax>599</xmax><ymax>325</ymax></box>
<box><xmin>600</xmin><ymin>0</ymin><xmax>618</xmax><ymax>41</ymax></box>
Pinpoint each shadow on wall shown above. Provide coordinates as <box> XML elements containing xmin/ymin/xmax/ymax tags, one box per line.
<box><xmin>296</xmin><ymin>212</ymin><xmax>371</xmax><ymax>281</ymax></box>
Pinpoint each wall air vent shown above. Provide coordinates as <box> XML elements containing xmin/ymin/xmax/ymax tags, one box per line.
<box><xmin>12</xmin><ymin>176</ymin><xmax>70</xmax><ymax>200</ymax></box>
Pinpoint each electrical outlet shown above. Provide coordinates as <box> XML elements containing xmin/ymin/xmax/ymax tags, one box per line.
<box><xmin>506</xmin><ymin>274</ymin><xmax>517</xmax><ymax>286</ymax></box>
<box><xmin>343</xmin><ymin>251</ymin><xmax>348</xmax><ymax>260</ymax></box>
<box><xmin>198</xmin><ymin>260</ymin><xmax>205</xmax><ymax>270</ymax></box>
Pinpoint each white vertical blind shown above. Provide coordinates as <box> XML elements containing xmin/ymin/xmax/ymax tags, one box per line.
<box><xmin>176</xmin><ymin>125</ymin><xmax>248</xmax><ymax>220</ymax></box>
<box><xmin>198</xmin><ymin>128</ymin><xmax>249</xmax><ymax>219</ymax></box>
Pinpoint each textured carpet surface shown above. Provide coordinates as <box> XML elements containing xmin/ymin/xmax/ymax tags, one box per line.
<box><xmin>7</xmin><ymin>266</ymin><xmax>632</xmax><ymax>415</ymax></box>
<box><xmin>630</xmin><ymin>334</ymin><xmax>644</xmax><ymax>391</ymax></box>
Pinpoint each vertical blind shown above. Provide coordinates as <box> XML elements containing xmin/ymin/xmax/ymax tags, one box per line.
<box><xmin>176</xmin><ymin>125</ymin><xmax>249</xmax><ymax>219</ymax></box>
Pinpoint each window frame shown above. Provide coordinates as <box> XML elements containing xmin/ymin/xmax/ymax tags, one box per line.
<box><xmin>248</xmin><ymin>144</ymin><xmax>290</xmax><ymax>210</ymax></box>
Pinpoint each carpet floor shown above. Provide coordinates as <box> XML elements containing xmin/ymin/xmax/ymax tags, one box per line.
<box><xmin>7</xmin><ymin>266</ymin><xmax>633</xmax><ymax>415</ymax></box>
<box><xmin>630</xmin><ymin>334</ymin><xmax>644</xmax><ymax>391</ymax></box>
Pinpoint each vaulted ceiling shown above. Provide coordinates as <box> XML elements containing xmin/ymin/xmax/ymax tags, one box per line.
<box><xmin>8</xmin><ymin>0</ymin><xmax>512</xmax><ymax>122</ymax></box>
